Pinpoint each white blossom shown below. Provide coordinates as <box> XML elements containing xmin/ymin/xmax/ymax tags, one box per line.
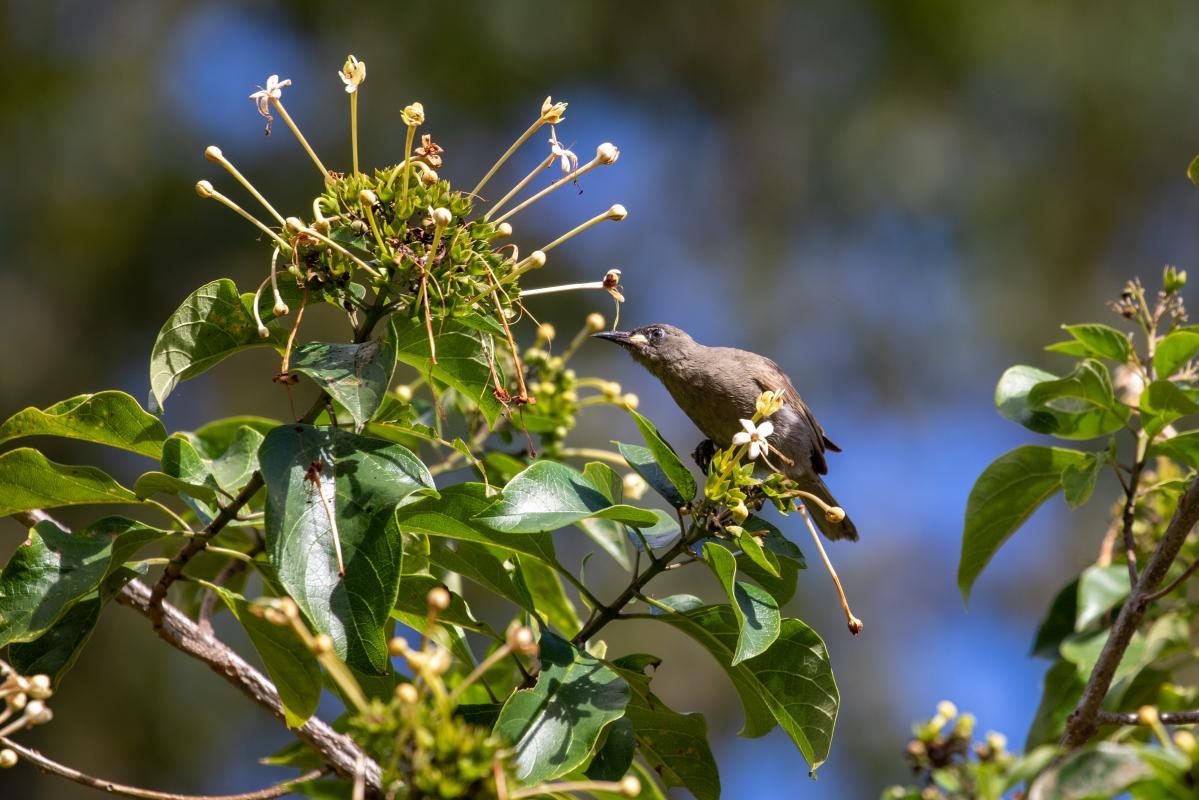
<box><xmin>732</xmin><ymin>418</ymin><xmax>774</xmax><ymax>461</ymax></box>
<box><xmin>249</xmin><ymin>74</ymin><xmax>291</xmax><ymax>116</ymax></box>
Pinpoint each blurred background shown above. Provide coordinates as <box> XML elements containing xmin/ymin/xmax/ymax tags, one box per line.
<box><xmin>4</xmin><ymin>1</ymin><xmax>1199</xmax><ymax>797</ymax></box>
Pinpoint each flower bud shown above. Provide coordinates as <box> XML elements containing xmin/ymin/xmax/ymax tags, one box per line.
<box><xmin>431</xmin><ymin>207</ymin><xmax>453</xmax><ymax>228</ymax></box>
<box><xmin>204</xmin><ymin>145</ymin><xmax>223</xmax><ymax>162</ymax></box>
<box><xmin>825</xmin><ymin>506</ymin><xmax>846</xmax><ymax>523</ymax></box>
<box><xmin>285</xmin><ymin>217</ymin><xmax>306</xmax><ymax>233</ymax></box>
<box><xmin>507</xmin><ymin>625</ymin><xmax>538</xmax><ymax>655</ymax></box>
<box><xmin>388</xmin><ymin>637</ymin><xmax>410</xmax><ymax>657</ymax></box>
<box><xmin>602</xmin><ymin>381</ymin><xmax>622</xmax><ymax>401</ymax></box>
<box><xmin>24</xmin><ymin>700</ymin><xmax>52</xmax><ymax>725</ymax></box>
<box><xmin>427</xmin><ymin>647</ymin><xmax>452</xmax><ymax>675</ymax></box>
<box><xmin>730</xmin><ymin>502</ymin><xmax>749</xmax><ymax>522</ymax></box>
<box><xmin>561</xmin><ymin>389</ymin><xmax>578</xmax><ymax>403</ymax></box>
<box><xmin>936</xmin><ymin>700</ymin><xmax>958</xmax><ymax>719</ymax></box>
<box><xmin>586</xmin><ymin>312</ymin><xmax>606</xmax><ymax>332</ymax></box>
<box><xmin>272</xmin><ymin>300</ymin><xmax>289</xmax><ymax>318</ymax></box>
<box><xmin>621</xmin><ymin>394</ymin><xmax>640</xmax><ymax>410</ymax></box>
<box><xmin>312</xmin><ymin>633</ymin><xmax>334</xmax><ymax>655</ymax></box>
<box><xmin>954</xmin><ymin>712</ymin><xmax>976</xmax><ymax>737</ymax></box>
<box><xmin>607</xmin><ymin>204</ymin><xmax>628</xmax><ymax>221</ymax></box>
<box><xmin>8</xmin><ymin>694</ymin><xmax>26</xmax><ymax>711</ymax></box>
<box><xmin>358</xmin><ymin>189</ymin><xmax>378</xmax><ymax>207</ymax></box>
<box><xmin>526</xmin><ymin>251</ymin><xmax>547</xmax><ymax>270</ymax></box>
<box><xmin>495</xmin><ymin>222</ymin><xmax>513</xmax><ymax>239</ymax></box>
<box><xmin>1137</xmin><ymin>705</ymin><xmax>1160</xmax><ymax>726</ymax></box>
<box><xmin>421</xmin><ymin>168</ymin><xmax>438</xmax><ymax>185</ymax></box>
<box><xmin>985</xmin><ymin>731</ymin><xmax>1007</xmax><ymax>753</ymax></box>
<box><xmin>623</xmin><ymin>472</ymin><xmax>648</xmax><ymax>501</ymax></box>
<box><xmin>27</xmin><ymin>675</ymin><xmax>52</xmax><ymax>700</ymax></box>
<box><xmin>401</xmin><ymin>102</ymin><xmax>425</xmax><ymax>127</ymax></box>
<box><xmin>620</xmin><ymin>775</ymin><xmax>641</xmax><ymax>797</ymax></box>
<box><xmin>396</xmin><ymin>682</ymin><xmax>419</xmax><ymax>704</ymax></box>
<box><xmin>596</xmin><ymin>143</ymin><xmax>620</xmax><ymax>164</ymax></box>
<box><xmin>538</xmin><ymin>322</ymin><xmax>556</xmax><ymax>341</ymax></box>
<box><xmin>0</xmin><ymin>750</ymin><xmax>15</xmax><ymax>768</ymax></box>
<box><xmin>1174</xmin><ymin>729</ymin><xmax>1196</xmax><ymax>752</ymax></box>
<box><xmin>394</xmin><ymin>384</ymin><xmax>413</xmax><ymax>402</ymax></box>
<box><xmin>195</xmin><ymin>180</ymin><xmax>216</xmax><ymax>199</ymax></box>
<box><xmin>540</xmin><ymin>96</ymin><xmax>568</xmax><ymax>124</ymax></box>
<box><xmin>426</xmin><ymin>587</ymin><xmax>451</xmax><ymax>612</ymax></box>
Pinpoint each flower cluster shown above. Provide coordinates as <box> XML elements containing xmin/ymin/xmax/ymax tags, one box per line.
<box><xmin>883</xmin><ymin>702</ymin><xmax>1013</xmax><ymax>800</ymax></box>
<box><xmin>0</xmin><ymin>659</ymin><xmax>55</xmax><ymax>768</ymax></box>
<box><xmin>199</xmin><ymin>57</ymin><xmax>627</xmax><ymax>413</ymax></box>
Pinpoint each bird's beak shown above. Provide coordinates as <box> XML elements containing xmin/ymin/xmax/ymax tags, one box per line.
<box><xmin>591</xmin><ymin>330</ymin><xmax>647</xmax><ymax>348</ymax></box>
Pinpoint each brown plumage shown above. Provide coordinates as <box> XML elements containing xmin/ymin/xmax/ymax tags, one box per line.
<box><xmin>593</xmin><ymin>323</ymin><xmax>857</xmax><ymax>541</ymax></box>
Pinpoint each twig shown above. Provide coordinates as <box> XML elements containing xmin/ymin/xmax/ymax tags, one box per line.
<box><xmin>1119</xmin><ymin>441</ymin><xmax>1146</xmax><ymax>586</ymax></box>
<box><xmin>1141</xmin><ymin>556</ymin><xmax>1199</xmax><ymax>605</ymax></box>
<box><xmin>1095</xmin><ymin>709</ymin><xmax>1199</xmax><ymax>726</ymax></box>
<box><xmin>1061</xmin><ymin>473</ymin><xmax>1199</xmax><ymax>748</ymax></box>
<box><xmin>0</xmin><ymin>736</ymin><xmax>323</xmax><ymax>800</ymax></box>
<box><xmin>198</xmin><ymin>536</ymin><xmax>263</xmax><ymax>635</ymax></box>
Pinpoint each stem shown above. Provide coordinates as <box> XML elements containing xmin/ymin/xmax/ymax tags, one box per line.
<box><xmin>472</xmin><ymin>118</ymin><xmax>543</xmax><ymax>198</ymax></box>
<box><xmin>519</xmin><ymin>281</ymin><xmax>605</xmax><ymax>298</ymax></box>
<box><xmin>1096</xmin><ymin>709</ymin><xmax>1199</xmax><ymax>726</ymax></box>
<box><xmin>799</xmin><ymin>506</ymin><xmax>862</xmax><ymax>635</ymax></box>
<box><xmin>146</xmin><ymin>499</ymin><xmax>193</xmax><ymax>532</ymax></box>
<box><xmin>0</xmin><ymin>737</ymin><xmax>324</xmax><ymax>800</ymax></box>
<box><xmin>270</xmin><ymin>98</ymin><xmax>330</xmax><ymax>180</ymax></box>
<box><xmin>1061</xmin><ymin>472</ymin><xmax>1199</xmax><ymax>748</ymax></box>
<box><xmin>558</xmin><ymin>447</ymin><xmax>627</xmax><ymax>467</ymax></box>
<box><xmin>1122</xmin><ymin>435</ymin><xmax>1147</xmax><ymax>587</ymax></box>
<box><xmin>492</xmin><ymin>156</ymin><xmax>604</xmax><ymax>225</ymax></box>
<box><xmin>484</xmin><ymin>155</ymin><xmax>554</xmax><ymax>221</ymax></box>
<box><xmin>397</xmin><ymin>126</ymin><xmax>416</xmax><ymax>209</ymax></box>
<box><xmin>350</xmin><ymin>91</ymin><xmax>359</xmax><ymax>175</ymax></box>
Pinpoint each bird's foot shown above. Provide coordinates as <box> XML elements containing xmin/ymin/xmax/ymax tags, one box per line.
<box><xmin>692</xmin><ymin>439</ymin><xmax>716</xmax><ymax>473</ymax></box>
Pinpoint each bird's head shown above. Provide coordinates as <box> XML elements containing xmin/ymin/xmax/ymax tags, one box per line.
<box><xmin>592</xmin><ymin>323</ymin><xmax>697</xmax><ymax>375</ymax></box>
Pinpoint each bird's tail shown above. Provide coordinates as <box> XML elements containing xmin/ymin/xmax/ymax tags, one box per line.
<box><xmin>795</xmin><ymin>475</ymin><xmax>858</xmax><ymax>541</ymax></box>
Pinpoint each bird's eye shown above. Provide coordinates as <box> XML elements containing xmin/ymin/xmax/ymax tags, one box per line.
<box><xmin>648</xmin><ymin>327</ymin><xmax>663</xmax><ymax>340</ymax></box>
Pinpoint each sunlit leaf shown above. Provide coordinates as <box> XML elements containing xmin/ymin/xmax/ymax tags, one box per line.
<box><xmin>0</xmin><ymin>391</ymin><xmax>167</xmax><ymax>458</ymax></box>
<box><xmin>0</xmin><ymin>448</ymin><xmax>140</xmax><ymax>517</ymax></box>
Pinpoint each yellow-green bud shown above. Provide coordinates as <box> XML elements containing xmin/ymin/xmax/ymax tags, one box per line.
<box><xmin>1138</xmin><ymin>705</ymin><xmax>1160</xmax><ymax>726</ymax></box>
<box><xmin>431</xmin><ymin>207</ymin><xmax>453</xmax><ymax>228</ymax></box>
<box><xmin>936</xmin><ymin>700</ymin><xmax>958</xmax><ymax>719</ymax></box>
<box><xmin>730</xmin><ymin>502</ymin><xmax>749</xmax><ymax>522</ymax></box>
<box><xmin>622</xmin><ymin>393</ymin><xmax>640</xmax><ymax>410</ymax></box>
<box><xmin>495</xmin><ymin>222</ymin><xmax>513</xmax><ymax>238</ymax></box>
<box><xmin>955</xmin><ymin>712</ymin><xmax>976</xmax><ymax>737</ymax></box>
<box><xmin>388</xmin><ymin>637</ymin><xmax>410</xmax><ymax>657</ymax></box>
<box><xmin>620</xmin><ymin>775</ymin><xmax>641</xmax><ymax>797</ymax></box>
<box><xmin>1174</xmin><ymin>729</ymin><xmax>1196</xmax><ymax>752</ymax></box>
<box><xmin>825</xmin><ymin>506</ymin><xmax>846</xmax><ymax>523</ymax></box>
<box><xmin>396</xmin><ymin>682</ymin><xmax>419</xmax><ymax>705</ymax></box>
<box><xmin>426</xmin><ymin>587</ymin><xmax>451</xmax><ymax>612</ymax></box>
<box><xmin>195</xmin><ymin>180</ymin><xmax>216</xmax><ymax>199</ymax></box>
<box><xmin>401</xmin><ymin>102</ymin><xmax>425</xmax><ymax>127</ymax></box>
<box><xmin>0</xmin><ymin>750</ymin><xmax>16</xmax><ymax>768</ymax></box>
<box><xmin>586</xmin><ymin>312</ymin><xmax>606</xmax><ymax>331</ymax></box>
<box><xmin>358</xmin><ymin>189</ymin><xmax>378</xmax><ymax>207</ymax></box>
<box><xmin>623</xmin><ymin>472</ymin><xmax>648</xmax><ymax>501</ymax></box>
<box><xmin>540</xmin><ymin>96</ymin><xmax>568</xmax><ymax>124</ymax></box>
<box><xmin>204</xmin><ymin>145</ymin><xmax>223</xmax><ymax>162</ymax></box>
<box><xmin>985</xmin><ymin>731</ymin><xmax>1007</xmax><ymax>753</ymax></box>
<box><xmin>312</xmin><ymin>634</ymin><xmax>334</xmax><ymax>655</ymax></box>
<box><xmin>538</xmin><ymin>322</ymin><xmax>556</xmax><ymax>341</ymax></box>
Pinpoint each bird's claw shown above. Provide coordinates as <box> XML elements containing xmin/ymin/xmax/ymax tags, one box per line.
<box><xmin>692</xmin><ymin>439</ymin><xmax>716</xmax><ymax>473</ymax></box>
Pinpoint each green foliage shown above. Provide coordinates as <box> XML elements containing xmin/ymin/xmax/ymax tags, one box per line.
<box><xmin>0</xmin><ymin>78</ymin><xmax>844</xmax><ymax>800</ymax></box>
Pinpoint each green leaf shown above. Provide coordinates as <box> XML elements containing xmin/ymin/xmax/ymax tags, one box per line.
<box><xmin>701</xmin><ymin>543</ymin><xmax>781</xmax><ymax>664</ymax></box>
<box><xmin>0</xmin><ymin>448</ymin><xmax>140</xmax><ymax>517</ymax></box>
<box><xmin>628</xmin><ymin>409</ymin><xmax>697</xmax><ymax>505</ymax></box>
<box><xmin>516</xmin><ymin>554</ymin><xmax>581</xmax><ymax>636</ymax></box>
<box><xmin>494</xmin><ymin>631</ymin><xmax>630</xmax><ymax>783</ymax></box>
<box><xmin>390</xmin><ymin>316</ymin><xmax>503</xmax><ymax>427</ymax></box>
<box><xmin>290</xmin><ymin>328</ymin><xmax>397</xmax><ymax>428</ymax></box>
<box><xmin>1075</xmin><ymin>565</ymin><xmax>1130</xmax><ymax>631</ymax></box>
<box><xmin>995</xmin><ymin>365</ymin><xmax>1060</xmax><ymax>434</ymax></box>
<box><xmin>1026</xmin><ymin>359</ymin><xmax>1130</xmax><ymax>439</ymax></box>
<box><xmin>427</xmin><ymin>538</ymin><xmax>536</xmax><ymax>613</ymax></box>
<box><xmin>734</xmin><ymin>527</ymin><xmax>779</xmax><ymax>578</ymax></box>
<box><xmin>0</xmin><ymin>518</ymin><xmax>165</xmax><ymax>647</ymax></box>
<box><xmin>0</xmin><ymin>391</ymin><xmax>166</xmax><ymax>458</ymax></box>
<box><xmin>1026</xmin><ymin>658</ymin><xmax>1085</xmax><ymax>747</ymax></box>
<box><xmin>575</xmin><ymin>518</ymin><xmax>634</xmax><ymax>571</ymax></box>
<box><xmin>393</xmin><ymin>483</ymin><xmax>556</xmax><ymax>564</ymax></box>
<box><xmin>203</xmin><ymin>425</ymin><xmax>266</xmax><ymax>494</ymax></box>
<box><xmin>1052</xmin><ymin>324</ymin><xmax>1133</xmax><ymax>363</ymax></box>
<box><xmin>958</xmin><ymin>446</ymin><xmax>1088</xmax><ymax>602</ymax></box>
<box><xmin>1189</xmin><ymin>153</ymin><xmax>1199</xmax><ymax>187</ymax></box>
<box><xmin>149</xmin><ymin>278</ymin><xmax>286</xmax><ymax>411</ymax></box>
<box><xmin>8</xmin><ymin>567</ymin><xmax>140</xmax><ymax>683</ymax></box>
<box><xmin>132</xmin><ymin>471</ymin><xmax>218</xmax><ymax>504</ymax></box>
<box><xmin>191</xmin><ymin>416</ymin><xmax>282</xmax><ymax>455</ymax></box>
<box><xmin>649</xmin><ymin>605</ymin><xmax>838</xmax><ymax>770</ymax></box>
<box><xmin>392</xmin><ymin>574</ymin><xmax>496</xmax><ymax>637</ymax></box>
<box><xmin>624</xmin><ymin>703</ymin><xmax>720</xmax><ymax>800</ymax></box>
<box><xmin>1140</xmin><ymin>379</ymin><xmax>1199</xmax><ymax>440</ymax></box>
<box><xmin>1031</xmin><ymin>578</ymin><xmax>1079</xmax><ymax>659</ymax></box>
<box><xmin>1153</xmin><ymin>330</ymin><xmax>1199</xmax><ymax>379</ymax></box>
<box><xmin>585</xmin><ymin>717</ymin><xmax>636</xmax><ymax>781</ymax></box>
<box><xmin>1062</xmin><ymin>452</ymin><xmax>1103</xmax><ymax>509</ymax></box>
<box><xmin>582</xmin><ymin>461</ymin><xmax>623</xmax><ymax>503</ymax></box>
<box><xmin>474</xmin><ymin>461</ymin><xmax>659</xmax><ymax>533</ymax></box>
<box><xmin>1028</xmin><ymin>743</ymin><xmax>1155</xmax><ymax>800</ymax></box>
<box><xmin>205</xmin><ymin>584</ymin><xmax>322</xmax><ymax>728</ymax></box>
<box><xmin>259</xmin><ymin>425</ymin><xmax>435</xmax><ymax>674</ymax></box>
<box><xmin>1149</xmin><ymin>430</ymin><xmax>1199</xmax><ymax>467</ymax></box>
<box><xmin>617</xmin><ymin>443</ymin><xmax>686</xmax><ymax>509</ymax></box>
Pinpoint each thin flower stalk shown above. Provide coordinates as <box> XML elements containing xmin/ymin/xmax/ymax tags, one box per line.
<box><xmin>471</xmin><ymin>109</ymin><xmax>549</xmax><ymax>198</ymax></box>
<box><xmin>492</xmin><ymin>143</ymin><xmax>618</xmax><ymax>224</ymax></box>
<box><xmin>270</xmin><ymin>96</ymin><xmax>331</xmax><ymax>180</ymax></box>
<box><xmin>483</xmin><ymin>154</ymin><xmax>554</xmax><ymax>221</ymax></box>
<box><xmin>285</xmin><ymin>218</ymin><xmax>382</xmax><ymax>279</ymax></box>
<box><xmin>204</xmin><ymin>146</ymin><xmax>288</xmax><ymax>227</ymax></box>
<box><xmin>538</xmin><ymin>205</ymin><xmax>627</xmax><ymax>254</ymax></box>
<box><xmin>195</xmin><ymin>181</ymin><xmax>291</xmax><ymax>251</ymax></box>
<box><xmin>799</xmin><ymin>505</ymin><xmax>863</xmax><ymax>635</ymax></box>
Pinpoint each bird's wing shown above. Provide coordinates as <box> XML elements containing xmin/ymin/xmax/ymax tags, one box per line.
<box><xmin>753</xmin><ymin>359</ymin><xmax>840</xmax><ymax>475</ymax></box>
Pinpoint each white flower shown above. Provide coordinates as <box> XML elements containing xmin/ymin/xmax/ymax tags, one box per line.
<box><xmin>339</xmin><ymin>55</ymin><xmax>366</xmax><ymax>93</ymax></box>
<box><xmin>732</xmin><ymin>418</ymin><xmax>773</xmax><ymax>461</ymax></box>
<box><xmin>249</xmin><ymin>74</ymin><xmax>292</xmax><ymax>117</ymax></box>
<box><xmin>548</xmin><ymin>126</ymin><xmax>578</xmax><ymax>174</ymax></box>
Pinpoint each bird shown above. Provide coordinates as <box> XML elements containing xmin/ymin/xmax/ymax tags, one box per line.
<box><xmin>593</xmin><ymin>323</ymin><xmax>857</xmax><ymax>541</ymax></box>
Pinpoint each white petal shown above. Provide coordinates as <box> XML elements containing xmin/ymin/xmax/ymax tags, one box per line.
<box><xmin>731</xmin><ymin>432</ymin><xmax>751</xmax><ymax>446</ymax></box>
<box><xmin>739</xmin><ymin>418</ymin><xmax>757</xmax><ymax>435</ymax></box>
<box><xmin>757</xmin><ymin>420</ymin><xmax>774</xmax><ymax>439</ymax></box>
<box><xmin>748</xmin><ymin>442</ymin><xmax>762</xmax><ymax>460</ymax></box>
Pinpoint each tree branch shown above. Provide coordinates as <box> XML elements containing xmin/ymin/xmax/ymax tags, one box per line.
<box><xmin>1096</xmin><ymin>710</ymin><xmax>1199</xmax><ymax>726</ymax></box>
<box><xmin>1060</xmin><ymin>473</ymin><xmax>1199</xmax><ymax>749</ymax></box>
<box><xmin>0</xmin><ymin>736</ymin><xmax>325</xmax><ymax>800</ymax></box>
